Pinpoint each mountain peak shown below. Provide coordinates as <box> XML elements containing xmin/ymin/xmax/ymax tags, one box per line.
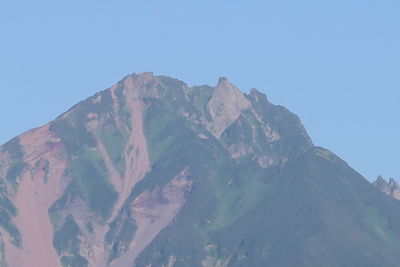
<box><xmin>217</xmin><ymin>76</ymin><xmax>227</xmax><ymax>83</ymax></box>
<box><xmin>115</xmin><ymin>71</ymin><xmax>159</xmax><ymax>100</ymax></box>
<box><xmin>249</xmin><ymin>87</ymin><xmax>269</xmax><ymax>103</ymax></box>
<box><xmin>126</xmin><ymin>71</ymin><xmax>154</xmax><ymax>79</ymax></box>
<box><xmin>375</xmin><ymin>175</ymin><xmax>386</xmax><ymax>185</ymax></box>
<box><xmin>2</xmin><ymin>73</ymin><xmax>400</xmax><ymax>266</ymax></box>
<box><xmin>204</xmin><ymin>77</ymin><xmax>251</xmax><ymax>138</ymax></box>
<box><xmin>215</xmin><ymin>76</ymin><xmax>242</xmax><ymax>94</ymax></box>
<box><xmin>123</xmin><ymin>71</ymin><xmax>155</xmax><ymax>87</ymax></box>
<box><xmin>389</xmin><ymin>177</ymin><xmax>397</xmax><ymax>186</ymax></box>
<box><xmin>373</xmin><ymin>175</ymin><xmax>400</xmax><ymax>200</ymax></box>
<box><xmin>217</xmin><ymin>76</ymin><xmax>232</xmax><ymax>86</ymax></box>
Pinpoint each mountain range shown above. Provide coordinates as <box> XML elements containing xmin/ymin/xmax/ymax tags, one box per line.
<box><xmin>0</xmin><ymin>72</ymin><xmax>399</xmax><ymax>267</ymax></box>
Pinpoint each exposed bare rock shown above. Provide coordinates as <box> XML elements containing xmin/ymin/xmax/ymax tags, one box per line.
<box><xmin>204</xmin><ymin>77</ymin><xmax>251</xmax><ymax>139</ymax></box>
<box><xmin>112</xmin><ymin>78</ymin><xmax>151</xmax><ymax>218</ymax></box>
<box><xmin>373</xmin><ymin>175</ymin><xmax>400</xmax><ymax>200</ymax></box>
<box><xmin>110</xmin><ymin>168</ymin><xmax>193</xmax><ymax>266</ymax></box>
<box><xmin>62</xmin><ymin>73</ymin><xmax>153</xmax><ymax>266</ymax></box>
<box><xmin>4</xmin><ymin>124</ymin><xmax>67</xmax><ymax>267</ymax></box>
<box><xmin>3</xmin><ymin>72</ymin><xmax>394</xmax><ymax>267</ymax></box>
<box><xmin>0</xmin><ymin>72</ymin><xmax>314</xmax><ymax>266</ymax></box>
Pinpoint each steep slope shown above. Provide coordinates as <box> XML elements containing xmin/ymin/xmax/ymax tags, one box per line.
<box><xmin>0</xmin><ymin>72</ymin><xmax>399</xmax><ymax>267</ymax></box>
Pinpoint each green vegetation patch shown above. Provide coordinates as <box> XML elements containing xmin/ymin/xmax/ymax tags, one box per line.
<box><xmin>98</xmin><ymin>127</ymin><xmax>128</xmax><ymax>177</ymax></box>
<box><xmin>204</xmin><ymin>160</ymin><xmax>268</xmax><ymax>232</ymax></box>
<box><xmin>6</xmin><ymin>162</ymin><xmax>27</xmax><ymax>189</ymax></box>
<box><xmin>54</xmin><ymin>215</ymin><xmax>81</xmax><ymax>254</ymax></box>
<box><xmin>70</xmin><ymin>90</ymin><xmax>114</xmax><ymax>123</ymax></box>
<box><xmin>0</xmin><ymin>180</ymin><xmax>5</xmax><ymax>195</ymax></box>
<box><xmin>0</xmin><ymin>238</ymin><xmax>6</xmax><ymax>267</ymax></box>
<box><xmin>86</xmin><ymin>222</ymin><xmax>94</xmax><ymax>233</ymax></box>
<box><xmin>67</xmin><ymin>150</ymin><xmax>118</xmax><ymax>220</ymax></box>
<box><xmin>0</xmin><ymin>137</ymin><xmax>22</xmax><ymax>247</ymax></box>
<box><xmin>54</xmin><ymin>215</ymin><xmax>88</xmax><ymax>267</ymax></box>
<box><xmin>114</xmin><ymin>84</ymin><xmax>132</xmax><ymax>129</ymax></box>
<box><xmin>186</xmin><ymin>85</ymin><xmax>214</xmax><ymax>112</ymax></box>
<box><xmin>362</xmin><ymin>205</ymin><xmax>400</xmax><ymax>247</ymax></box>
<box><xmin>50</xmin><ymin>118</ymin><xmax>96</xmax><ymax>156</ymax></box>
<box><xmin>135</xmin><ymin>96</ymin><xmax>269</xmax><ymax>265</ymax></box>
<box><xmin>0</xmin><ymin>195</ymin><xmax>17</xmax><ymax>217</ymax></box>
<box><xmin>156</xmin><ymin>76</ymin><xmax>200</xmax><ymax>116</ymax></box>
<box><xmin>2</xmin><ymin>137</ymin><xmax>27</xmax><ymax>190</ymax></box>
<box><xmin>143</xmin><ymin>100</ymin><xmax>180</xmax><ymax>163</ymax></box>
<box><xmin>135</xmin><ymin>97</ymin><xmax>221</xmax><ymax>201</ymax></box>
<box><xmin>106</xmin><ymin>212</ymin><xmax>137</xmax><ymax>263</ymax></box>
<box><xmin>50</xmin><ymin>90</ymin><xmax>115</xmax><ymax>157</ymax></box>
<box><xmin>50</xmin><ymin>150</ymin><xmax>118</xmax><ymax>221</ymax></box>
<box><xmin>0</xmin><ymin>209</ymin><xmax>22</xmax><ymax>248</ymax></box>
<box><xmin>60</xmin><ymin>255</ymin><xmax>89</xmax><ymax>267</ymax></box>
<box><xmin>2</xmin><ymin>137</ymin><xmax>24</xmax><ymax>160</ymax></box>
<box><xmin>156</xmin><ymin>75</ymin><xmax>187</xmax><ymax>104</ymax></box>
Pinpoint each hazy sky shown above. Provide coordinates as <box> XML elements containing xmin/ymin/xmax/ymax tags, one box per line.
<box><xmin>1</xmin><ymin>0</ymin><xmax>399</xmax><ymax>181</ymax></box>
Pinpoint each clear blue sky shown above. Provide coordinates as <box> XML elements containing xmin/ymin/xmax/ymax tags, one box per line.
<box><xmin>1</xmin><ymin>0</ymin><xmax>399</xmax><ymax>181</ymax></box>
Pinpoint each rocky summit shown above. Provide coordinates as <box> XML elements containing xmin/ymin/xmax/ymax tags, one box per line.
<box><xmin>1</xmin><ymin>72</ymin><xmax>400</xmax><ymax>267</ymax></box>
<box><xmin>373</xmin><ymin>175</ymin><xmax>400</xmax><ymax>200</ymax></box>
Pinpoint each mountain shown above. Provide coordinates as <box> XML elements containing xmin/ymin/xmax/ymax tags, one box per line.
<box><xmin>1</xmin><ymin>72</ymin><xmax>400</xmax><ymax>267</ymax></box>
<box><xmin>373</xmin><ymin>176</ymin><xmax>400</xmax><ymax>200</ymax></box>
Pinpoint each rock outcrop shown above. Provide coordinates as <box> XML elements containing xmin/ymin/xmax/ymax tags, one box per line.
<box><xmin>373</xmin><ymin>175</ymin><xmax>400</xmax><ymax>200</ymax></box>
<box><xmin>204</xmin><ymin>77</ymin><xmax>251</xmax><ymax>139</ymax></box>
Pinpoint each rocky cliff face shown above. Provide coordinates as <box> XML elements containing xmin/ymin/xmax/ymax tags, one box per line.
<box><xmin>373</xmin><ymin>175</ymin><xmax>400</xmax><ymax>200</ymax></box>
<box><xmin>0</xmin><ymin>72</ymin><xmax>400</xmax><ymax>267</ymax></box>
